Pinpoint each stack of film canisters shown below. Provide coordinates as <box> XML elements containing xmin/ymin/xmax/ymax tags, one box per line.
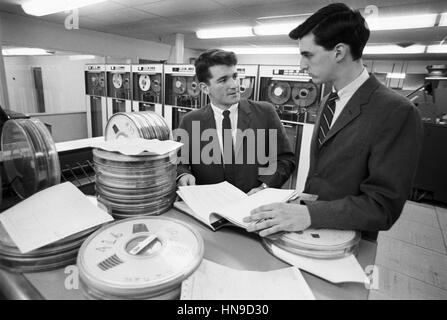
<box><xmin>93</xmin><ymin>148</ymin><xmax>177</xmax><ymax>219</ymax></box>
<box><xmin>105</xmin><ymin>112</ymin><xmax>170</xmax><ymax>141</ymax></box>
<box><xmin>0</xmin><ymin>223</ymin><xmax>98</xmax><ymax>273</ymax></box>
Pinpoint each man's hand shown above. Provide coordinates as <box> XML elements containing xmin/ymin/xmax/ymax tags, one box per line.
<box><xmin>247</xmin><ymin>186</ymin><xmax>263</xmax><ymax>196</ymax></box>
<box><xmin>177</xmin><ymin>174</ymin><xmax>196</xmax><ymax>186</ymax></box>
<box><xmin>243</xmin><ymin>203</ymin><xmax>311</xmax><ymax>237</ymax></box>
<box><xmin>247</xmin><ymin>183</ymin><xmax>267</xmax><ymax>196</ymax></box>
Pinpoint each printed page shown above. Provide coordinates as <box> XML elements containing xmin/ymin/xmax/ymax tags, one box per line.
<box><xmin>177</xmin><ymin>182</ymin><xmax>248</xmax><ymax>226</ymax></box>
<box><xmin>216</xmin><ymin>188</ymin><xmax>296</xmax><ymax>228</ymax></box>
<box><xmin>94</xmin><ymin>137</ymin><xmax>183</xmax><ymax>155</ymax></box>
<box><xmin>181</xmin><ymin>259</ymin><xmax>315</xmax><ymax>300</ymax></box>
<box><xmin>0</xmin><ymin>182</ymin><xmax>113</xmax><ymax>253</ymax></box>
<box><xmin>270</xmin><ymin>243</ymin><xmax>367</xmax><ymax>284</ymax></box>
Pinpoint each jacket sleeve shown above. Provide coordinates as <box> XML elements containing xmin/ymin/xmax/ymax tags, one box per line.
<box><xmin>306</xmin><ymin>103</ymin><xmax>423</xmax><ymax>232</ymax></box>
<box><xmin>175</xmin><ymin>115</ymin><xmax>193</xmax><ymax>179</ymax></box>
<box><xmin>258</xmin><ymin>104</ymin><xmax>297</xmax><ymax>188</ymax></box>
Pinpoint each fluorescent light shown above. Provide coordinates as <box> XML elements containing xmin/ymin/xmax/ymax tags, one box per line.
<box><xmin>365</xmin><ymin>13</ymin><xmax>437</xmax><ymax>30</ymax></box>
<box><xmin>253</xmin><ymin>22</ymin><xmax>303</xmax><ymax>36</ymax></box>
<box><xmin>363</xmin><ymin>45</ymin><xmax>426</xmax><ymax>55</ymax></box>
<box><xmin>2</xmin><ymin>48</ymin><xmax>52</xmax><ymax>56</ymax></box>
<box><xmin>196</xmin><ymin>27</ymin><xmax>254</xmax><ymax>39</ymax></box>
<box><xmin>427</xmin><ymin>44</ymin><xmax>447</xmax><ymax>53</ymax></box>
<box><xmin>69</xmin><ymin>55</ymin><xmax>97</xmax><ymax>60</ymax></box>
<box><xmin>440</xmin><ymin>13</ymin><xmax>447</xmax><ymax>26</ymax></box>
<box><xmin>221</xmin><ymin>47</ymin><xmax>299</xmax><ymax>55</ymax></box>
<box><xmin>22</xmin><ymin>0</ymin><xmax>107</xmax><ymax>16</ymax></box>
<box><xmin>386</xmin><ymin>73</ymin><xmax>406</xmax><ymax>79</ymax></box>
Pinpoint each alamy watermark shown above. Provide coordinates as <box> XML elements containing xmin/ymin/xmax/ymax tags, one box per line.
<box><xmin>173</xmin><ymin>122</ymin><xmax>279</xmax><ymax>176</ymax></box>
<box><xmin>65</xmin><ymin>9</ymin><xmax>79</xmax><ymax>30</ymax></box>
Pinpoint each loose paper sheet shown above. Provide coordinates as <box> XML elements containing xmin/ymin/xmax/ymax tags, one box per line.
<box><xmin>270</xmin><ymin>243</ymin><xmax>367</xmax><ymax>284</ymax></box>
<box><xmin>181</xmin><ymin>259</ymin><xmax>315</xmax><ymax>300</ymax></box>
<box><xmin>94</xmin><ymin>138</ymin><xmax>183</xmax><ymax>156</ymax></box>
<box><xmin>0</xmin><ymin>182</ymin><xmax>113</xmax><ymax>253</ymax></box>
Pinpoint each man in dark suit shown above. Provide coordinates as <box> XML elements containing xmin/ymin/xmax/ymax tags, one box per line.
<box><xmin>175</xmin><ymin>49</ymin><xmax>296</xmax><ymax>194</ymax></box>
<box><xmin>245</xmin><ymin>3</ymin><xmax>423</xmax><ymax>240</ymax></box>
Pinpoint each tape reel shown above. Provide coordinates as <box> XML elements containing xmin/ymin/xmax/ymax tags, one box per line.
<box><xmin>138</xmin><ymin>75</ymin><xmax>151</xmax><ymax>92</ymax></box>
<box><xmin>173</xmin><ymin>77</ymin><xmax>187</xmax><ymax>95</ymax></box>
<box><xmin>151</xmin><ymin>74</ymin><xmax>162</xmax><ymax>94</ymax></box>
<box><xmin>291</xmin><ymin>82</ymin><xmax>318</xmax><ymax>108</ymax></box>
<box><xmin>1</xmin><ymin>118</ymin><xmax>61</xmax><ymax>199</ymax></box>
<box><xmin>263</xmin><ymin>229</ymin><xmax>361</xmax><ymax>260</ymax></box>
<box><xmin>186</xmin><ymin>77</ymin><xmax>200</xmax><ymax>98</ymax></box>
<box><xmin>77</xmin><ymin>216</ymin><xmax>204</xmax><ymax>299</ymax></box>
<box><xmin>112</xmin><ymin>74</ymin><xmax>123</xmax><ymax>89</ymax></box>
<box><xmin>267</xmin><ymin>81</ymin><xmax>291</xmax><ymax>105</ymax></box>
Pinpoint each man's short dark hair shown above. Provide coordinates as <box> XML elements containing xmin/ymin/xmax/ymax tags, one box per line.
<box><xmin>289</xmin><ymin>3</ymin><xmax>370</xmax><ymax>60</ymax></box>
<box><xmin>195</xmin><ymin>49</ymin><xmax>238</xmax><ymax>83</ymax></box>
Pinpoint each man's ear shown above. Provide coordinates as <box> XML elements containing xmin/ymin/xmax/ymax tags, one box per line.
<box><xmin>200</xmin><ymin>82</ymin><xmax>209</xmax><ymax>95</ymax></box>
<box><xmin>334</xmin><ymin>43</ymin><xmax>348</xmax><ymax>62</ymax></box>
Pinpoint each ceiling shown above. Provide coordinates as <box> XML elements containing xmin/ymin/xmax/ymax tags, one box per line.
<box><xmin>1</xmin><ymin>0</ymin><xmax>447</xmax><ymax>51</ymax></box>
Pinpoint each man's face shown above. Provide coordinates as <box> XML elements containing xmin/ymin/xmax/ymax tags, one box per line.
<box><xmin>299</xmin><ymin>33</ymin><xmax>336</xmax><ymax>84</ymax></box>
<box><xmin>203</xmin><ymin>64</ymin><xmax>240</xmax><ymax>107</ymax></box>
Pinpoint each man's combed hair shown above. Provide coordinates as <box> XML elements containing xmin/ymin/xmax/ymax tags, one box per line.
<box><xmin>195</xmin><ymin>49</ymin><xmax>238</xmax><ymax>83</ymax></box>
<box><xmin>289</xmin><ymin>3</ymin><xmax>370</xmax><ymax>60</ymax></box>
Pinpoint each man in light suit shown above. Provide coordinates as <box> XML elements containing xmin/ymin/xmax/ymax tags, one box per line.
<box><xmin>245</xmin><ymin>3</ymin><xmax>423</xmax><ymax>240</ymax></box>
<box><xmin>176</xmin><ymin>49</ymin><xmax>296</xmax><ymax>194</ymax></box>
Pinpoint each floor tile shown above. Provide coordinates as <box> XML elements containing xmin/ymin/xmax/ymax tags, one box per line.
<box><xmin>379</xmin><ymin>219</ymin><xmax>446</xmax><ymax>254</ymax></box>
<box><xmin>375</xmin><ymin>237</ymin><xmax>447</xmax><ymax>290</ymax></box>
<box><xmin>371</xmin><ymin>265</ymin><xmax>447</xmax><ymax>300</ymax></box>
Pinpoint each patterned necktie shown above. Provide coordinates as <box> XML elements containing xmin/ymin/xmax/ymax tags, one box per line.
<box><xmin>318</xmin><ymin>91</ymin><xmax>338</xmax><ymax>147</ymax></box>
<box><xmin>222</xmin><ymin>110</ymin><xmax>234</xmax><ymax>164</ymax></box>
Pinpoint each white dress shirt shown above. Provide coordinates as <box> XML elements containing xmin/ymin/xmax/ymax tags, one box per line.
<box><xmin>210</xmin><ymin>102</ymin><xmax>239</xmax><ymax>153</ymax></box>
<box><xmin>331</xmin><ymin>68</ymin><xmax>370</xmax><ymax>127</ymax></box>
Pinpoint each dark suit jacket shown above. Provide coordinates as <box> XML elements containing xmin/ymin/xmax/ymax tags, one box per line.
<box><xmin>304</xmin><ymin>75</ymin><xmax>423</xmax><ymax>239</ymax></box>
<box><xmin>175</xmin><ymin>99</ymin><xmax>296</xmax><ymax>192</ymax></box>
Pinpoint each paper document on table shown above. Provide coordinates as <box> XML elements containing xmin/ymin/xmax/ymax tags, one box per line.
<box><xmin>94</xmin><ymin>138</ymin><xmax>182</xmax><ymax>156</ymax></box>
<box><xmin>177</xmin><ymin>181</ymin><xmax>296</xmax><ymax>229</ymax></box>
<box><xmin>216</xmin><ymin>188</ymin><xmax>296</xmax><ymax>226</ymax></box>
<box><xmin>181</xmin><ymin>259</ymin><xmax>315</xmax><ymax>300</ymax></box>
<box><xmin>0</xmin><ymin>182</ymin><xmax>113</xmax><ymax>253</ymax></box>
<box><xmin>270</xmin><ymin>244</ymin><xmax>367</xmax><ymax>284</ymax></box>
<box><xmin>177</xmin><ymin>182</ymin><xmax>248</xmax><ymax>226</ymax></box>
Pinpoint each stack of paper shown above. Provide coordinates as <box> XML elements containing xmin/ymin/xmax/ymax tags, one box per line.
<box><xmin>0</xmin><ymin>182</ymin><xmax>113</xmax><ymax>253</ymax></box>
<box><xmin>94</xmin><ymin>138</ymin><xmax>182</xmax><ymax>156</ymax></box>
<box><xmin>181</xmin><ymin>259</ymin><xmax>315</xmax><ymax>300</ymax></box>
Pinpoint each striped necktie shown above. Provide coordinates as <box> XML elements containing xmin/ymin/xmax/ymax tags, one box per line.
<box><xmin>318</xmin><ymin>91</ymin><xmax>338</xmax><ymax>147</ymax></box>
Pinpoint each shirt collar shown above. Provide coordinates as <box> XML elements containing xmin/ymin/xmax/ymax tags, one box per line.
<box><xmin>210</xmin><ymin>102</ymin><xmax>239</xmax><ymax>116</ymax></box>
<box><xmin>334</xmin><ymin>68</ymin><xmax>369</xmax><ymax>101</ymax></box>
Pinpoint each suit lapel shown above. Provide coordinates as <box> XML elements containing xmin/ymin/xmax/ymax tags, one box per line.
<box><xmin>235</xmin><ymin>99</ymin><xmax>252</xmax><ymax>156</ymax></box>
<box><xmin>319</xmin><ymin>75</ymin><xmax>381</xmax><ymax>148</ymax></box>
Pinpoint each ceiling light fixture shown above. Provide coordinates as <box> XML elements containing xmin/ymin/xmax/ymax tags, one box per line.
<box><xmin>365</xmin><ymin>13</ymin><xmax>437</xmax><ymax>31</ymax></box>
<box><xmin>363</xmin><ymin>45</ymin><xmax>426</xmax><ymax>54</ymax></box>
<box><xmin>253</xmin><ymin>22</ymin><xmax>304</xmax><ymax>36</ymax></box>
<box><xmin>221</xmin><ymin>47</ymin><xmax>299</xmax><ymax>55</ymax></box>
<box><xmin>426</xmin><ymin>44</ymin><xmax>447</xmax><ymax>53</ymax></box>
<box><xmin>22</xmin><ymin>0</ymin><xmax>108</xmax><ymax>17</ymax></box>
<box><xmin>438</xmin><ymin>13</ymin><xmax>447</xmax><ymax>26</ymax></box>
<box><xmin>196</xmin><ymin>27</ymin><xmax>254</xmax><ymax>39</ymax></box>
<box><xmin>2</xmin><ymin>47</ymin><xmax>52</xmax><ymax>56</ymax></box>
<box><xmin>386</xmin><ymin>73</ymin><xmax>406</xmax><ymax>79</ymax></box>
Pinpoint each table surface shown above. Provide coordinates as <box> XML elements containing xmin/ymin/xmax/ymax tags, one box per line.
<box><xmin>0</xmin><ymin>209</ymin><xmax>377</xmax><ymax>300</ymax></box>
